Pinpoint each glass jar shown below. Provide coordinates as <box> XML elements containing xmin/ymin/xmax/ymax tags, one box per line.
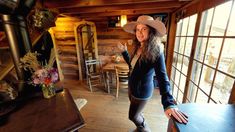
<box><xmin>41</xmin><ymin>84</ymin><xmax>56</xmax><ymax>99</ymax></box>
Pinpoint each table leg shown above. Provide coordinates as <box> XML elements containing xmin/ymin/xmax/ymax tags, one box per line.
<box><xmin>105</xmin><ymin>71</ymin><xmax>110</xmax><ymax>93</ymax></box>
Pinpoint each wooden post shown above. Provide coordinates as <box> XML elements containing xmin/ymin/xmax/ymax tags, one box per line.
<box><xmin>166</xmin><ymin>13</ymin><xmax>177</xmax><ymax>77</ymax></box>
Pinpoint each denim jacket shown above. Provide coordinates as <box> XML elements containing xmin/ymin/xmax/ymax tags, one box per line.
<box><xmin>122</xmin><ymin>50</ymin><xmax>175</xmax><ymax>110</ymax></box>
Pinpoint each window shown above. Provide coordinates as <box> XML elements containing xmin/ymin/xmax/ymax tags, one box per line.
<box><xmin>171</xmin><ymin>1</ymin><xmax>235</xmax><ymax>104</ymax></box>
<box><xmin>170</xmin><ymin>14</ymin><xmax>197</xmax><ymax>103</ymax></box>
<box><xmin>190</xmin><ymin>1</ymin><xmax>235</xmax><ymax>104</ymax></box>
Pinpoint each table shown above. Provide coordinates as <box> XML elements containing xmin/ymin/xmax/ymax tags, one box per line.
<box><xmin>103</xmin><ymin>62</ymin><xmax>128</xmax><ymax>71</ymax></box>
<box><xmin>167</xmin><ymin>103</ymin><xmax>235</xmax><ymax>132</ymax></box>
<box><xmin>0</xmin><ymin>88</ymin><xmax>85</xmax><ymax>132</ymax></box>
<box><xmin>102</xmin><ymin>62</ymin><xmax>128</xmax><ymax>93</ymax></box>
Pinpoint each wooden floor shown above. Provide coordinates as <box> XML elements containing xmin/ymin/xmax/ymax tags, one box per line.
<box><xmin>60</xmin><ymin>79</ymin><xmax>169</xmax><ymax>132</ymax></box>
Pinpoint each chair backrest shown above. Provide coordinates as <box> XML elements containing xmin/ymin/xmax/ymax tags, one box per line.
<box><xmin>85</xmin><ymin>59</ymin><xmax>102</xmax><ymax>75</ymax></box>
<box><xmin>115</xmin><ymin>65</ymin><xmax>129</xmax><ymax>88</ymax></box>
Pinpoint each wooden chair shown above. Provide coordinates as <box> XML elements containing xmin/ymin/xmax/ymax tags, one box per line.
<box><xmin>85</xmin><ymin>59</ymin><xmax>105</xmax><ymax>92</ymax></box>
<box><xmin>115</xmin><ymin>65</ymin><xmax>129</xmax><ymax>98</ymax></box>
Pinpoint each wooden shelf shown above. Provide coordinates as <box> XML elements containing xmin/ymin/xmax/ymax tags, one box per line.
<box><xmin>0</xmin><ymin>60</ymin><xmax>14</xmax><ymax>80</ymax></box>
<box><xmin>0</xmin><ymin>32</ymin><xmax>45</xmax><ymax>80</ymax></box>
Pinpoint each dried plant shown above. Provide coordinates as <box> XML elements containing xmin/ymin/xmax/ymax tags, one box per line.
<box><xmin>19</xmin><ymin>51</ymin><xmax>58</xmax><ymax>86</ymax></box>
<box><xmin>19</xmin><ymin>51</ymin><xmax>41</xmax><ymax>73</ymax></box>
<box><xmin>47</xmin><ymin>49</ymin><xmax>56</xmax><ymax>69</ymax></box>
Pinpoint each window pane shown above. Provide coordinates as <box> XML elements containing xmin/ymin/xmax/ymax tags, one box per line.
<box><xmin>181</xmin><ymin>17</ymin><xmax>189</xmax><ymax>36</ymax></box>
<box><xmin>179</xmin><ymin>37</ymin><xmax>186</xmax><ymax>54</ymax></box>
<box><xmin>177</xmin><ymin>91</ymin><xmax>184</xmax><ymax>103</ymax></box>
<box><xmin>199</xmin><ymin>8</ymin><xmax>214</xmax><ymax>36</ymax></box>
<box><xmin>219</xmin><ymin>39</ymin><xmax>235</xmax><ymax>76</ymax></box>
<box><xmin>227</xmin><ymin>3</ymin><xmax>235</xmax><ymax>36</ymax></box>
<box><xmin>194</xmin><ymin>37</ymin><xmax>207</xmax><ymax>62</ymax></box>
<box><xmin>177</xmin><ymin>54</ymin><xmax>183</xmax><ymax>70</ymax></box>
<box><xmin>176</xmin><ymin>20</ymin><xmax>183</xmax><ymax>36</ymax></box>
<box><xmin>210</xmin><ymin>1</ymin><xmax>232</xmax><ymax>36</ymax></box>
<box><xmin>170</xmin><ymin>80</ymin><xmax>175</xmax><ymax>96</ymax></box>
<box><xmin>204</xmin><ymin>38</ymin><xmax>223</xmax><ymax>68</ymax></box>
<box><xmin>179</xmin><ymin>74</ymin><xmax>186</xmax><ymax>92</ymax></box>
<box><xmin>173</xmin><ymin>84</ymin><xmax>178</xmax><ymax>99</ymax></box>
<box><xmin>196</xmin><ymin>90</ymin><xmax>209</xmax><ymax>103</ymax></box>
<box><xmin>182</xmin><ymin>57</ymin><xmax>189</xmax><ymax>75</ymax></box>
<box><xmin>171</xmin><ymin>66</ymin><xmax>176</xmax><ymax>81</ymax></box>
<box><xmin>187</xmin><ymin>14</ymin><xmax>197</xmax><ymax>36</ymax></box>
<box><xmin>188</xmin><ymin>81</ymin><xmax>198</xmax><ymax>102</ymax></box>
<box><xmin>172</xmin><ymin>52</ymin><xmax>178</xmax><ymax>67</ymax></box>
<box><xmin>170</xmin><ymin>80</ymin><xmax>174</xmax><ymax>91</ymax></box>
<box><xmin>185</xmin><ymin>37</ymin><xmax>193</xmax><ymax>56</ymax></box>
<box><xmin>174</xmin><ymin>37</ymin><xmax>180</xmax><ymax>52</ymax></box>
<box><xmin>191</xmin><ymin>61</ymin><xmax>202</xmax><ymax>85</ymax></box>
<box><xmin>175</xmin><ymin>70</ymin><xmax>180</xmax><ymax>86</ymax></box>
<box><xmin>199</xmin><ymin>65</ymin><xmax>215</xmax><ymax>95</ymax></box>
<box><xmin>211</xmin><ymin>72</ymin><xmax>234</xmax><ymax>104</ymax></box>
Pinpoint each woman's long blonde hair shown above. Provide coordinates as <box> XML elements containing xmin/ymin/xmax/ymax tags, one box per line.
<box><xmin>131</xmin><ymin>26</ymin><xmax>164</xmax><ymax>63</ymax></box>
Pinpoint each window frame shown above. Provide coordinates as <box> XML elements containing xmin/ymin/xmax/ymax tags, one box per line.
<box><xmin>166</xmin><ymin>0</ymin><xmax>235</xmax><ymax>104</ymax></box>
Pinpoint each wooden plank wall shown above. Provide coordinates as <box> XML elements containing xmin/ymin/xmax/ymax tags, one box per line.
<box><xmin>50</xmin><ymin>17</ymin><xmax>82</xmax><ymax>80</ymax></box>
<box><xmin>95</xmin><ymin>24</ymin><xmax>134</xmax><ymax>65</ymax></box>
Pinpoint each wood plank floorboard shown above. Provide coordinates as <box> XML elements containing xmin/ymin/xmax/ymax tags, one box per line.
<box><xmin>60</xmin><ymin>79</ymin><xmax>168</xmax><ymax>132</ymax></box>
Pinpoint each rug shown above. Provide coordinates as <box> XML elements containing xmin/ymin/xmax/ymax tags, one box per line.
<box><xmin>74</xmin><ymin>98</ymin><xmax>87</xmax><ymax>110</ymax></box>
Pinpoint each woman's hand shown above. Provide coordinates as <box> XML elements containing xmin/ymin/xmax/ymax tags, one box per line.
<box><xmin>117</xmin><ymin>42</ymin><xmax>127</xmax><ymax>53</ymax></box>
<box><xmin>165</xmin><ymin>107</ymin><xmax>188</xmax><ymax>124</ymax></box>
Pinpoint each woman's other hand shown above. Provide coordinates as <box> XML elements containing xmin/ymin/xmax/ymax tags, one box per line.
<box><xmin>117</xmin><ymin>42</ymin><xmax>127</xmax><ymax>53</ymax></box>
<box><xmin>165</xmin><ymin>107</ymin><xmax>188</xmax><ymax>124</ymax></box>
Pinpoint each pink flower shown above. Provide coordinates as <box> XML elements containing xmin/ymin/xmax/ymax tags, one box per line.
<box><xmin>33</xmin><ymin>78</ymin><xmax>40</xmax><ymax>85</ymax></box>
<box><xmin>31</xmin><ymin>67</ymin><xmax>59</xmax><ymax>86</ymax></box>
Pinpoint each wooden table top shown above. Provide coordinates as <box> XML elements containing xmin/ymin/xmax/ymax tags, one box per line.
<box><xmin>171</xmin><ymin>103</ymin><xmax>235</xmax><ymax>132</ymax></box>
<box><xmin>102</xmin><ymin>62</ymin><xmax>128</xmax><ymax>71</ymax></box>
<box><xmin>0</xmin><ymin>88</ymin><xmax>85</xmax><ymax>132</ymax></box>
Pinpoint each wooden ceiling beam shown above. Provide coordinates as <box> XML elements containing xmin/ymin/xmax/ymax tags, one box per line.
<box><xmin>68</xmin><ymin>8</ymin><xmax>173</xmax><ymax>18</ymax></box>
<box><xmin>58</xmin><ymin>2</ymin><xmax>183</xmax><ymax>14</ymax></box>
<box><xmin>44</xmin><ymin>0</ymin><xmax>183</xmax><ymax>8</ymax></box>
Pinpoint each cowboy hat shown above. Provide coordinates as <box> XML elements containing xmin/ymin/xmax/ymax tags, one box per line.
<box><xmin>123</xmin><ymin>15</ymin><xmax>166</xmax><ymax>37</ymax></box>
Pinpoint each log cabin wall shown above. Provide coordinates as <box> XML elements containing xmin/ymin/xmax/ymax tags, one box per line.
<box><xmin>50</xmin><ymin>16</ymin><xmax>134</xmax><ymax>80</ymax></box>
<box><xmin>96</xmin><ymin>24</ymin><xmax>134</xmax><ymax>65</ymax></box>
<box><xmin>50</xmin><ymin>17</ymin><xmax>82</xmax><ymax>80</ymax></box>
<box><xmin>97</xmin><ymin>27</ymin><xmax>133</xmax><ymax>56</ymax></box>
<box><xmin>43</xmin><ymin>0</ymin><xmax>192</xmax><ymax>66</ymax></box>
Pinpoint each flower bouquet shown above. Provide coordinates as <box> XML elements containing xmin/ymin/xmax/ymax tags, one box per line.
<box><xmin>112</xmin><ymin>54</ymin><xmax>121</xmax><ymax>63</ymax></box>
<box><xmin>19</xmin><ymin>51</ymin><xmax>58</xmax><ymax>98</ymax></box>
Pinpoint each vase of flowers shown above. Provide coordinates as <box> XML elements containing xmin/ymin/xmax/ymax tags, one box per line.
<box><xmin>112</xmin><ymin>54</ymin><xmax>121</xmax><ymax>63</ymax></box>
<box><xmin>41</xmin><ymin>84</ymin><xmax>56</xmax><ymax>99</ymax></box>
<box><xmin>19</xmin><ymin>51</ymin><xmax>59</xmax><ymax>99</ymax></box>
<box><xmin>31</xmin><ymin>67</ymin><xmax>58</xmax><ymax>98</ymax></box>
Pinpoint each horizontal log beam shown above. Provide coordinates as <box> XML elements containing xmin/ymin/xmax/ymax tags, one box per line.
<box><xmin>69</xmin><ymin>8</ymin><xmax>172</xmax><ymax>18</ymax></box>
<box><xmin>44</xmin><ymin>0</ymin><xmax>184</xmax><ymax>8</ymax></box>
<box><xmin>58</xmin><ymin>2</ymin><xmax>183</xmax><ymax>14</ymax></box>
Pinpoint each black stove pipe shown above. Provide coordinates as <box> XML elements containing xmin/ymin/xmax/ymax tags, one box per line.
<box><xmin>0</xmin><ymin>0</ymin><xmax>36</xmax><ymax>92</ymax></box>
<box><xmin>0</xmin><ymin>0</ymin><xmax>35</xmax><ymax>16</ymax></box>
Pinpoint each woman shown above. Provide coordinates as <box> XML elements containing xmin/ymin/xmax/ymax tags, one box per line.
<box><xmin>117</xmin><ymin>15</ymin><xmax>188</xmax><ymax>131</ymax></box>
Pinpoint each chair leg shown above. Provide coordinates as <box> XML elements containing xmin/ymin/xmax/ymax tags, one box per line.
<box><xmin>103</xmin><ymin>78</ymin><xmax>106</xmax><ymax>91</ymax></box>
<box><xmin>86</xmin><ymin>76</ymin><xmax>89</xmax><ymax>86</ymax></box>
<box><xmin>116</xmin><ymin>80</ymin><xmax>119</xmax><ymax>98</ymax></box>
<box><xmin>102</xmin><ymin>74</ymin><xmax>109</xmax><ymax>93</ymax></box>
<box><xmin>116</xmin><ymin>86</ymin><xmax>119</xmax><ymax>98</ymax></box>
<box><xmin>88</xmin><ymin>78</ymin><xmax>93</xmax><ymax>92</ymax></box>
<box><xmin>105</xmin><ymin>72</ymin><xmax>111</xmax><ymax>94</ymax></box>
<box><xmin>99</xmin><ymin>76</ymin><xmax>102</xmax><ymax>84</ymax></box>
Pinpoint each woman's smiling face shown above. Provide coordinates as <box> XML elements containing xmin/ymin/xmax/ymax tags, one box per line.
<box><xmin>135</xmin><ymin>24</ymin><xmax>150</xmax><ymax>43</ymax></box>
